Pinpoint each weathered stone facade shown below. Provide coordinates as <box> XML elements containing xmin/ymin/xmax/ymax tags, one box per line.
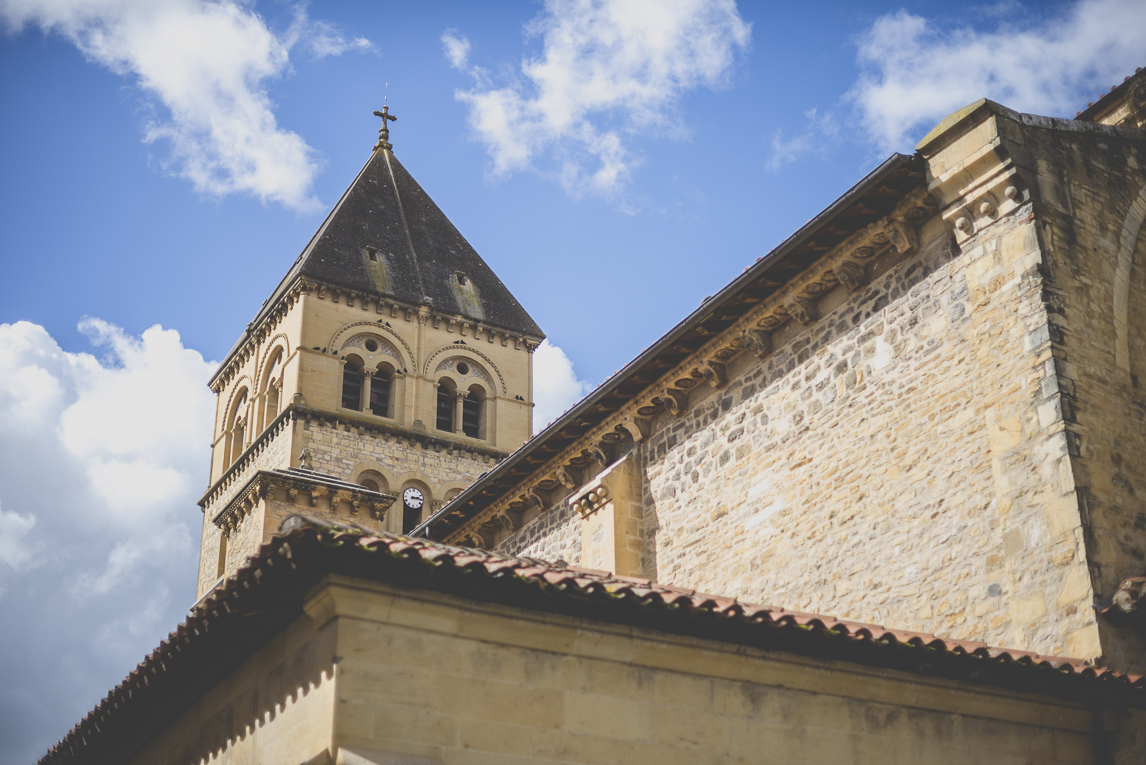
<box><xmin>442</xmin><ymin>98</ymin><xmax>1146</xmax><ymax>673</ymax></box>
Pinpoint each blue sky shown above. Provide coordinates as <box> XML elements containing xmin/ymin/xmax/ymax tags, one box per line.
<box><xmin>1</xmin><ymin>0</ymin><xmax>1143</xmax><ymax>761</ymax></box>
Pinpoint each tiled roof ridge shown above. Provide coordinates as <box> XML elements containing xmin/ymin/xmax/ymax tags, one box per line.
<box><xmin>274</xmin><ymin>515</ymin><xmax>1135</xmax><ymax>678</ymax></box>
<box><xmin>42</xmin><ymin>514</ymin><xmax>1146</xmax><ymax>763</ymax></box>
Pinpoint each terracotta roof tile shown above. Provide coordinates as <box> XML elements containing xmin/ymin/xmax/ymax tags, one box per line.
<box><xmin>42</xmin><ymin>514</ymin><xmax>1146</xmax><ymax>764</ymax></box>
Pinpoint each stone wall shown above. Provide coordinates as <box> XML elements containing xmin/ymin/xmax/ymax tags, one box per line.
<box><xmin>196</xmin><ymin>419</ymin><xmax>292</xmax><ymax>598</ymax></box>
<box><xmin>1023</xmin><ymin>121</ymin><xmax>1146</xmax><ymax>670</ymax></box>
<box><xmin>495</xmin><ymin>501</ymin><xmax>582</xmax><ymax>564</ymax></box>
<box><xmin>299</xmin><ymin>415</ymin><xmax>497</xmax><ymax>510</ymax></box>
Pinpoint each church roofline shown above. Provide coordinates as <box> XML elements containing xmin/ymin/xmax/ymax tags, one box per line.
<box><xmin>39</xmin><ymin>514</ymin><xmax>1146</xmax><ymax>764</ymax></box>
<box><xmin>415</xmin><ymin>151</ymin><xmax>927</xmax><ymax>540</ymax></box>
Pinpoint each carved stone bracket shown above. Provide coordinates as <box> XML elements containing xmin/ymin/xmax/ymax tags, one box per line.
<box><xmin>617</xmin><ymin>417</ymin><xmax>651</xmax><ymax>442</ymax></box>
<box><xmin>555</xmin><ymin>467</ymin><xmax>577</xmax><ymax>489</ymax></box>
<box><xmin>835</xmin><ymin>260</ymin><xmax>868</xmax><ymax>292</ymax></box>
<box><xmin>785</xmin><ymin>296</ymin><xmax>818</xmax><ymax>326</ymax></box>
<box><xmin>741</xmin><ymin>328</ymin><xmax>771</xmax><ymax>358</ymax></box>
<box><xmin>660</xmin><ymin>389</ymin><xmax>689</xmax><ymax>417</ymax></box>
<box><xmin>703</xmin><ymin>360</ymin><xmax>728</xmax><ymax>388</ymax></box>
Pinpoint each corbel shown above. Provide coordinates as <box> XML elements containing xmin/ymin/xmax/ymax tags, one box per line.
<box><xmin>331</xmin><ymin>291</ymin><xmax>341</xmax><ymax>304</ymax></box>
<box><xmin>835</xmin><ymin>260</ymin><xmax>868</xmax><ymax>292</ymax></box>
<box><xmin>555</xmin><ymin>466</ymin><xmax>577</xmax><ymax>489</ymax></box>
<box><xmin>500</xmin><ymin>334</ymin><xmax>508</xmax><ymax>347</ymax></box>
<box><xmin>885</xmin><ymin>220</ymin><xmax>917</xmax><ymax>254</ymax></box>
<box><xmin>463</xmin><ymin>531</ymin><xmax>486</xmax><ymax>550</ymax></box>
<box><xmin>493</xmin><ymin>508</ymin><xmax>517</xmax><ymax>531</ymax></box>
<box><xmin>617</xmin><ymin>416</ymin><xmax>651</xmax><ymax>442</ymax></box>
<box><xmin>785</xmin><ymin>295</ymin><xmax>818</xmax><ymax>326</ymax></box>
<box><xmin>287</xmin><ymin>487</ymin><xmax>300</xmax><ymax>504</ymax></box>
<box><xmin>524</xmin><ymin>487</ymin><xmax>546</xmax><ymax>508</ymax></box>
<box><xmin>703</xmin><ymin>360</ymin><xmax>728</xmax><ymax>388</ymax></box>
<box><xmin>660</xmin><ymin>388</ymin><xmax>689</xmax><ymax>417</ymax></box>
<box><xmin>309</xmin><ymin>485</ymin><xmax>328</xmax><ymax>508</ymax></box>
<box><xmin>584</xmin><ymin>445</ymin><xmax>610</xmax><ymax>466</ymax></box>
<box><xmin>741</xmin><ymin>328</ymin><xmax>772</xmax><ymax>358</ymax></box>
<box><xmin>376</xmin><ymin>300</ymin><xmax>386</xmax><ymax>315</ymax></box>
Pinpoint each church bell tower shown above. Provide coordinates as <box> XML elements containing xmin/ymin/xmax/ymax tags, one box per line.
<box><xmin>194</xmin><ymin>108</ymin><xmax>544</xmax><ymax>599</ymax></box>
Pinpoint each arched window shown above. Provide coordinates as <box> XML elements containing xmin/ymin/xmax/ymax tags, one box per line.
<box><xmin>227</xmin><ymin>390</ymin><xmax>248</xmax><ymax>467</ymax></box>
<box><xmin>436</xmin><ymin>378</ymin><xmax>456</xmax><ymax>432</ymax></box>
<box><xmin>462</xmin><ymin>386</ymin><xmax>483</xmax><ymax>439</ymax></box>
<box><xmin>262</xmin><ymin>350</ymin><xmax>283</xmax><ymax>426</ymax></box>
<box><xmin>341</xmin><ymin>357</ymin><xmax>364</xmax><ymax>410</ymax></box>
<box><xmin>370</xmin><ymin>365</ymin><xmax>392</xmax><ymax>417</ymax></box>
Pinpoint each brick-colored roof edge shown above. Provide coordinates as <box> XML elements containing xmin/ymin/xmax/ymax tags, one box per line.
<box><xmin>42</xmin><ymin>515</ymin><xmax>1146</xmax><ymax>764</ymax></box>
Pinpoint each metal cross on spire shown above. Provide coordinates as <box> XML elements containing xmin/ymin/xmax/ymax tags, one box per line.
<box><xmin>373</xmin><ymin>103</ymin><xmax>397</xmax><ymax>151</ymax></box>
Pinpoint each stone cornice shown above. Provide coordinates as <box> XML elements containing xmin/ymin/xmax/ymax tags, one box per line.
<box><xmin>212</xmin><ymin>469</ymin><xmax>397</xmax><ymax>531</ymax></box>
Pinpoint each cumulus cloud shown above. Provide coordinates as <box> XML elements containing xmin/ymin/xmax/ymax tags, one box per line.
<box><xmin>532</xmin><ymin>340</ymin><xmax>593</xmax><ymax>433</ymax></box>
<box><xmin>444</xmin><ymin>0</ymin><xmax>750</xmax><ymax>197</ymax></box>
<box><xmin>0</xmin><ymin>319</ymin><xmax>215</xmax><ymax>761</ymax></box>
<box><xmin>0</xmin><ymin>0</ymin><xmax>372</xmax><ymax>211</ymax></box>
<box><xmin>849</xmin><ymin>0</ymin><xmax>1146</xmax><ymax>151</ymax></box>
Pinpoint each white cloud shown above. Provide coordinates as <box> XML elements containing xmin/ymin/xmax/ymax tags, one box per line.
<box><xmin>0</xmin><ymin>504</ymin><xmax>37</xmax><ymax>573</ymax></box>
<box><xmin>765</xmin><ymin>108</ymin><xmax>839</xmax><ymax>171</ymax></box>
<box><xmin>532</xmin><ymin>340</ymin><xmax>593</xmax><ymax>433</ymax></box>
<box><xmin>849</xmin><ymin>0</ymin><xmax>1146</xmax><ymax>151</ymax></box>
<box><xmin>445</xmin><ymin>0</ymin><xmax>751</xmax><ymax>197</ymax></box>
<box><xmin>0</xmin><ymin>319</ymin><xmax>214</xmax><ymax>588</ymax></box>
<box><xmin>0</xmin><ymin>318</ymin><xmax>215</xmax><ymax>760</ymax></box>
<box><xmin>0</xmin><ymin>0</ymin><xmax>372</xmax><ymax>211</ymax></box>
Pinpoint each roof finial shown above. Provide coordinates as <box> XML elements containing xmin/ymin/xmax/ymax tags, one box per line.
<box><xmin>373</xmin><ymin>90</ymin><xmax>396</xmax><ymax>152</ymax></box>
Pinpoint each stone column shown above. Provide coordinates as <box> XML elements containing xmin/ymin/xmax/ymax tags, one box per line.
<box><xmin>454</xmin><ymin>390</ymin><xmax>466</xmax><ymax>434</ymax></box>
<box><xmin>361</xmin><ymin>372</ymin><xmax>372</xmax><ymax>413</ymax></box>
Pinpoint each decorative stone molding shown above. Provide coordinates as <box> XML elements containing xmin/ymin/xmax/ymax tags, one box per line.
<box><xmin>617</xmin><ymin>417</ymin><xmax>651</xmax><ymax>443</ymax></box>
<box><xmin>422</xmin><ymin>344</ymin><xmax>507</xmax><ymax>396</ymax></box>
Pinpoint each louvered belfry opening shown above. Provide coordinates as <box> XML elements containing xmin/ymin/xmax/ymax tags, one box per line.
<box><xmin>436</xmin><ymin>379</ymin><xmax>455</xmax><ymax>432</ymax></box>
<box><xmin>462</xmin><ymin>390</ymin><xmax>481</xmax><ymax>438</ymax></box>
<box><xmin>341</xmin><ymin>360</ymin><xmax>364</xmax><ymax>410</ymax></box>
<box><xmin>370</xmin><ymin>370</ymin><xmax>391</xmax><ymax>417</ymax></box>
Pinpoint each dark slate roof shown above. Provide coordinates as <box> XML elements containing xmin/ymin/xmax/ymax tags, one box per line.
<box><xmin>213</xmin><ymin>145</ymin><xmax>544</xmax><ymax>384</ymax></box>
<box><xmin>292</xmin><ymin>147</ymin><xmax>542</xmax><ymax>338</ymax></box>
<box><xmin>415</xmin><ymin>153</ymin><xmax>926</xmax><ymax>540</ymax></box>
<box><xmin>40</xmin><ymin>515</ymin><xmax>1146</xmax><ymax>764</ymax></box>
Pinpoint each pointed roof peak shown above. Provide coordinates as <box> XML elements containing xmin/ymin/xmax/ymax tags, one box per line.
<box><xmin>245</xmin><ymin>118</ymin><xmax>543</xmax><ymax>344</ymax></box>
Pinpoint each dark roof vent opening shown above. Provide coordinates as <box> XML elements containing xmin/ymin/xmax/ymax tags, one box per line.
<box><xmin>366</xmin><ymin>246</ymin><xmax>379</xmax><ymax>262</ymax></box>
<box><xmin>456</xmin><ymin>272</ymin><xmax>467</xmax><ymax>286</ymax></box>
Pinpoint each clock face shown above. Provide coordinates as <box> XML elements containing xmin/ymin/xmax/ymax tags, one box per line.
<box><xmin>402</xmin><ymin>487</ymin><xmax>424</xmax><ymax>509</ymax></box>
